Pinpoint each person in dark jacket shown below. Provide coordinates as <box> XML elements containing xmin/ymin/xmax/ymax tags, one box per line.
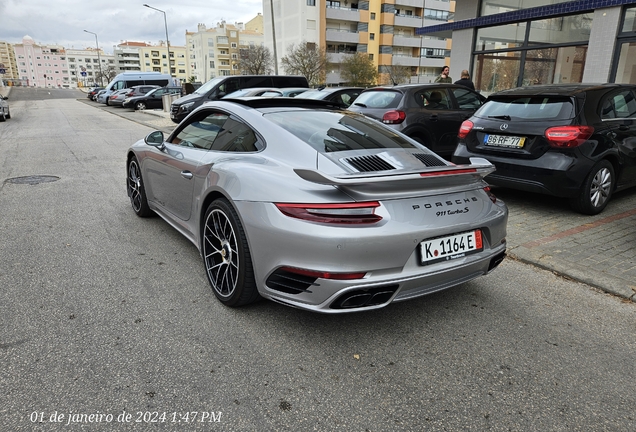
<box><xmin>454</xmin><ymin>70</ymin><xmax>475</xmax><ymax>90</ymax></box>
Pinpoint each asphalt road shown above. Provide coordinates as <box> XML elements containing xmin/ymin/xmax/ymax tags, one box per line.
<box><xmin>1</xmin><ymin>87</ymin><xmax>635</xmax><ymax>431</ymax></box>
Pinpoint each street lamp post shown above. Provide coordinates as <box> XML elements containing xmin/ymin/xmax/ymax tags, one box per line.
<box><xmin>143</xmin><ymin>4</ymin><xmax>173</xmax><ymax>79</ymax></box>
<box><xmin>83</xmin><ymin>30</ymin><xmax>103</xmax><ymax>86</ymax></box>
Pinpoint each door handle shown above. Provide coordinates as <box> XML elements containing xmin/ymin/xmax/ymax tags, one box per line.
<box><xmin>429</xmin><ymin>115</ymin><xmax>438</xmax><ymax>121</ymax></box>
<box><xmin>181</xmin><ymin>171</ymin><xmax>193</xmax><ymax>180</ymax></box>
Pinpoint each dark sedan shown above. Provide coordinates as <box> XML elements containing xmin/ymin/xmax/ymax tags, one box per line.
<box><xmin>123</xmin><ymin>86</ymin><xmax>182</xmax><ymax>110</ymax></box>
<box><xmin>452</xmin><ymin>84</ymin><xmax>636</xmax><ymax>215</ymax></box>
<box><xmin>348</xmin><ymin>84</ymin><xmax>485</xmax><ymax>157</ymax></box>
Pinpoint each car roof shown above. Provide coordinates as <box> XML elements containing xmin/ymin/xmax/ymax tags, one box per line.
<box><xmin>206</xmin><ymin>97</ymin><xmax>344</xmax><ymax>112</ymax></box>
<box><xmin>361</xmin><ymin>83</ymin><xmax>465</xmax><ymax>93</ymax></box>
<box><xmin>489</xmin><ymin>83</ymin><xmax>636</xmax><ymax>97</ymax></box>
<box><xmin>306</xmin><ymin>86</ymin><xmax>364</xmax><ymax>94</ymax></box>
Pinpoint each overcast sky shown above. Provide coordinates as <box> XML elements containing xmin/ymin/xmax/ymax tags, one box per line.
<box><xmin>0</xmin><ymin>0</ymin><xmax>264</xmax><ymax>54</ymax></box>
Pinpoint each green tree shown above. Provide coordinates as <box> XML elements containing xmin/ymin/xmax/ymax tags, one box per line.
<box><xmin>280</xmin><ymin>42</ymin><xmax>328</xmax><ymax>86</ymax></box>
<box><xmin>340</xmin><ymin>53</ymin><xmax>378</xmax><ymax>87</ymax></box>
<box><xmin>239</xmin><ymin>45</ymin><xmax>274</xmax><ymax>75</ymax></box>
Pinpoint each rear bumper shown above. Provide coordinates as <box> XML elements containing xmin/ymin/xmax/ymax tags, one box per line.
<box><xmin>452</xmin><ymin>143</ymin><xmax>594</xmax><ymax>198</ymax></box>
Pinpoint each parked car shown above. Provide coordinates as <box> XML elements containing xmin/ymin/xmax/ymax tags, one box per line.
<box><xmin>296</xmin><ymin>86</ymin><xmax>364</xmax><ymax>108</ymax></box>
<box><xmin>126</xmin><ymin>98</ymin><xmax>508</xmax><ymax>312</ymax></box>
<box><xmin>87</xmin><ymin>87</ymin><xmax>104</xmax><ymax>100</ymax></box>
<box><xmin>123</xmin><ymin>86</ymin><xmax>182</xmax><ymax>110</ymax></box>
<box><xmin>96</xmin><ymin>89</ymin><xmax>109</xmax><ymax>104</ymax></box>
<box><xmin>260</xmin><ymin>87</ymin><xmax>310</xmax><ymax>98</ymax></box>
<box><xmin>0</xmin><ymin>95</ymin><xmax>10</xmax><ymax>121</ymax></box>
<box><xmin>452</xmin><ymin>83</ymin><xmax>636</xmax><ymax>215</ymax></box>
<box><xmin>170</xmin><ymin>75</ymin><xmax>309</xmax><ymax>123</ymax></box>
<box><xmin>223</xmin><ymin>87</ymin><xmax>282</xmax><ymax>98</ymax></box>
<box><xmin>107</xmin><ymin>89</ymin><xmax>131</xmax><ymax>107</ymax></box>
<box><xmin>347</xmin><ymin>84</ymin><xmax>486</xmax><ymax>157</ymax></box>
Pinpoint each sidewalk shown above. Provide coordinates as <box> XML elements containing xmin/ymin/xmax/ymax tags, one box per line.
<box><xmin>134</xmin><ymin>107</ymin><xmax>636</xmax><ymax>303</ymax></box>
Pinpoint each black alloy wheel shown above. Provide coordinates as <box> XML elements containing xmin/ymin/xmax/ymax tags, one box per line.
<box><xmin>127</xmin><ymin>157</ymin><xmax>152</xmax><ymax>217</ymax></box>
<box><xmin>570</xmin><ymin>160</ymin><xmax>615</xmax><ymax>215</ymax></box>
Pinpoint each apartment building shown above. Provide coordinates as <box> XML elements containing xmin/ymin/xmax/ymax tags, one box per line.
<box><xmin>0</xmin><ymin>41</ymin><xmax>19</xmax><ymax>84</ymax></box>
<box><xmin>186</xmin><ymin>14</ymin><xmax>265</xmax><ymax>82</ymax></box>
<box><xmin>13</xmin><ymin>36</ymin><xmax>68</xmax><ymax>87</ymax></box>
<box><xmin>65</xmin><ymin>48</ymin><xmax>115</xmax><ymax>88</ymax></box>
<box><xmin>263</xmin><ymin>0</ymin><xmax>454</xmax><ymax>85</ymax></box>
<box><xmin>113</xmin><ymin>41</ymin><xmax>188</xmax><ymax>83</ymax></box>
<box><xmin>137</xmin><ymin>42</ymin><xmax>188</xmax><ymax>83</ymax></box>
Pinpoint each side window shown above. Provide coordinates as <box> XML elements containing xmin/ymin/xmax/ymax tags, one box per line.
<box><xmin>241</xmin><ymin>76</ymin><xmax>273</xmax><ymax>88</ymax></box>
<box><xmin>170</xmin><ymin>112</ymin><xmax>229</xmax><ymax>150</ymax></box>
<box><xmin>452</xmin><ymin>88</ymin><xmax>484</xmax><ymax>110</ymax></box>
<box><xmin>112</xmin><ymin>81</ymin><xmax>125</xmax><ymax>90</ymax></box>
<box><xmin>219</xmin><ymin>79</ymin><xmax>240</xmax><ymax>95</ymax></box>
<box><xmin>418</xmin><ymin>89</ymin><xmax>451</xmax><ymax>110</ymax></box>
<box><xmin>210</xmin><ymin>117</ymin><xmax>260</xmax><ymax>152</ymax></box>
<box><xmin>602</xmin><ymin>90</ymin><xmax>636</xmax><ymax>119</ymax></box>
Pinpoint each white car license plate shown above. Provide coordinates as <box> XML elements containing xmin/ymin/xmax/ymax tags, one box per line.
<box><xmin>420</xmin><ymin>230</ymin><xmax>483</xmax><ymax>265</ymax></box>
<box><xmin>484</xmin><ymin>134</ymin><xmax>525</xmax><ymax>148</ymax></box>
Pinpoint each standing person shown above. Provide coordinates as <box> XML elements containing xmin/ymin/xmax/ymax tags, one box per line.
<box><xmin>454</xmin><ymin>70</ymin><xmax>475</xmax><ymax>90</ymax></box>
<box><xmin>434</xmin><ymin>66</ymin><xmax>452</xmax><ymax>83</ymax></box>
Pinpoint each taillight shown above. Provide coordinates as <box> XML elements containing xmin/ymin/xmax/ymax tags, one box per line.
<box><xmin>545</xmin><ymin>125</ymin><xmax>594</xmax><ymax>148</ymax></box>
<box><xmin>382</xmin><ymin>110</ymin><xmax>406</xmax><ymax>124</ymax></box>
<box><xmin>458</xmin><ymin>120</ymin><xmax>474</xmax><ymax>139</ymax></box>
<box><xmin>484</xmin><ymin>186</ymin><xmax>497</xmax><ymax>203</ymax></box>
<box><xmin>280</xmin><ymin>266</ymin><xmax>367</xmax><ymax>280</ymax></box>
<box><xmin>275</xmin><ymin>202</ymin><xmax>382</xmax><ymax>224</ymax></box>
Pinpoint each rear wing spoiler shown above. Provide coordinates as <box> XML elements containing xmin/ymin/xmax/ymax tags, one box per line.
<box><xmin>295</xmin><ymin>158</ymin><xmax>495</xmax><ymax>186</ymax></box>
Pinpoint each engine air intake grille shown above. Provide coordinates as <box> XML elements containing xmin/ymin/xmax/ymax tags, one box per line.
<box><xmin>413</xmin><ymin>153</ymin><xmax>447</xmax><ymax>167</ymax></box>
<box><xmin>345</xmin><ymin>155</ymin><xmax>396</xmax><ymax>172</ymax></box>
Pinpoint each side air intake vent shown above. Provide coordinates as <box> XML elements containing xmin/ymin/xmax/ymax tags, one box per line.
<box><xmin>266</xmin><ymin>268</ymin><xmax>319</xmax><ymax>295</ymax></box>
<box><xmin>413</xmin><ymin>153</ymin><xmax>447</xmax><ymax>167</ymax></box>
<box><xmin>345</xmin><ymin>155</ymin><xmax>396</xmax><ymax>172</ymax></box>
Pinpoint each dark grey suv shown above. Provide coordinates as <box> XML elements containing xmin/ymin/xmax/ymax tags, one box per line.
<box><xmin>347</xmin><ymin>84</ymin><xmax>485</xmax><ymax>157</ymax></box>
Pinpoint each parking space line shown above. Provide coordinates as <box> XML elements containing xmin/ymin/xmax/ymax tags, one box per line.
<box><xmin>521</xmin><ymin>208</ymin><xmax>636</xmax><ymax>249</ymax></box>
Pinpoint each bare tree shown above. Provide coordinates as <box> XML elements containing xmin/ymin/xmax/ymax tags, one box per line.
<box><xmin>96</xmin><ymin>65</ymin><xmax>117</xmax><ymax>85</ymax></box>
<box><xmin>239</xmin><ymin>45</ymin><xmax>274</xmax><ymax>75</ymax></box>
<box><xmin>280</xmin><ymin>42</ymin><xmax>328</xmax><ymax>86</ymax></box>
<box><xmin>380</xmin><ymin>65</ymin><xmax>411</xmax><ymax>85</ymax></box>
<box><xmin>340</xmin><ymin>53</ymin><xmax>378</xmax><ymax>87</ymax></box>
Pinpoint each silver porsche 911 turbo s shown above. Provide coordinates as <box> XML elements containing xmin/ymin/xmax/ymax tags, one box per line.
<box><xmin>126</xmin><ymin>98</ymin><xmax>508</xmax><ymax>313</ymax></box>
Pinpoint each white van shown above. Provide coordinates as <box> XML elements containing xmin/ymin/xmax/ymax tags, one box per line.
<box><xmin>102</xmin><ymin>72</ymin><xmax>172</xmax><ymax>103</ymax></box>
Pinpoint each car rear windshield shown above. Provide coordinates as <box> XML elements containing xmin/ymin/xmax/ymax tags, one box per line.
<box><xmin>351</xmin><ymin>91</ymin><xmax>402</xmax><ymax>109</ymax></box>
<box><xmin>264</xmin><ymin>110</ymin><xmax>426</xmax><ymax>153</ymax></box>
<box><xmin>476</xmin><ymin>95</ymin><xmax>575</xmax><ymax>120</ymax></box>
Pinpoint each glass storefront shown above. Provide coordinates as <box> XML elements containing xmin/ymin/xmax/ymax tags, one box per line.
<box><xmin>472</xmin><ymin>12</ymin><xmax>591</xmax><ymax>94</ymax></box>
<box><xmin>612</xmin><ymin>7</ymin><xmax>636</xmax><ymax>84</ymax></box>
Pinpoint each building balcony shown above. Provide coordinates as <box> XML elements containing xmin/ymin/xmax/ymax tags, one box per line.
<box><xmin>393</xmin><ymin>35</ymin><xmax>422</xmax><ymax>48</ymax></box>
<box><xmin>325</xmin><ymin>29</ymin><xmax>360</xmax><ymax>44</ymax></box>
<box><xmin>395</xmin><ymin>15</ymin><xmax>423</xmax><ymax>28</ymax></box>
<box><xmin>327</xmin><ymin>52</ymin><xmax>356</xmax><ymax>63</ymax></box>
<box><xmin>325</xmin><ymin>6</ymin><xmax>361</xmax><ymax>22</ymax></box>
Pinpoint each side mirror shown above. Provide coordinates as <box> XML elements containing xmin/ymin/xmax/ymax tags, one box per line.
<box><xmin>2</xmin><ymin>96</ymin><xmax>7</xmax><ymax>100</ymax></box>
<box><xmin>144</xmin><ymin>131</ymin><xmax>164</xmax><ymax>148</ymax></box>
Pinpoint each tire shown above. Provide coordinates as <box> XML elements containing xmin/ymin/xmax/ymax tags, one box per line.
<box><xmin>0</xmin><ymin>109</ymin><xmax>5</xmax><ymax>122</ymax></box>
<box><xmin>105</xmin><ymin>98</ymin><xmax>110</xmax><ymax>106</ymax></box>
<box><xmin>127</xmin><ymin>157</ymin><xmax>152</xmax><ymax>217</ymax></box>
<box><xmin>5</xmin><ymin>109</ymin><xmax>10</xmax><ymax>119</ymax></box>
<box><xmin>135</xmin><ymin>101</ymin><xmax>146</xmax><ymax>111</ymax></box>
<box><xmin>570</xmin><ymin>160</ymin><xmax>614</xmax><ymax>215</ymax></box>
<box><xmin>202</xmin><ymin>198</ymin><xmax>259</xmax><ymax>307</ymax></box>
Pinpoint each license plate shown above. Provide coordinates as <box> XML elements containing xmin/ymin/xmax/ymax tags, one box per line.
<box><xmin>420</xmin><ymin>230</ymin><xmax>483</xmax><ymax>265</ymax></box>
<box><xmin>484</xmin><ymin>134</ymin><xmax>525</xmax><ymax>148</ymax></box>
